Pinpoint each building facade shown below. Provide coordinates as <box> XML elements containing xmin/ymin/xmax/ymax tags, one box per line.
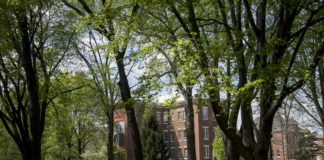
<box><xmin>114</xmin><ymin>102</ymin><xmax>218</xmax><ymax>160</ymax></box>
<box><xmin>115</xmin><ymin>103</ymin><xmax>316</xmax><ymax>160</ymax></box>
<box><xmin>270</xmin><ymin>116</ymin><xmax>306</xmax><ymax>160</ymax></box>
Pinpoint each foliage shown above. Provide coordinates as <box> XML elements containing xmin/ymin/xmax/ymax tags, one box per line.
<box><xmin>141</xmin><ymin>109</ymin><xmax>168</xmax><ymax>160</ymax></box>
<box><xmin>42</xmin><ymin>72</ymin><xmax>104</xmax><ymax>160</ymax></box>
<box><xmin>212</xmin><ymin>127</ymin><xmax>225</xmax><ymax>160</ymax></box>
<box><xmin>62</xmin><ymin>0</ymin><xmax>145</xmax><ymax>158</ymax></box>
<box><xmin>0</xmin><ymin>0</ymin><xmax>77</xmax><ymax>159</ymax></box>
<box><xmin>0</xmin><ymin>125</ymin><xmax>21</xmax><ymax>160</ymax></box>
<box><xmin>0</xmin><ymin>0</ymin><xmax>323</xmax><ymax>159</ymax></box>
<box><xmin>296</xmin><ymin>131</ymin><xmax>323</xmax><ymax>159</ymax></box>
<box><xmin>81</xmin><ymin>144</ymin><xmax>126</xmax><ymax>160</ymax></box>
<box><xmin>113</xmin><ymin>144</ymin><xmax>127</xmax><ymax>160</ymax></box>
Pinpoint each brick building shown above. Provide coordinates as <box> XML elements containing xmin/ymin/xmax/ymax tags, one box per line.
<box><xmin>315</xmin><ymin>138</ymin><xmax>324</xmax><ymax>160</ymax></box>
<box><xmin>270</xmin><ymin>115</ymin><xmax>306</xmax><ymax>160</ymax></box>
<box><xmin>114</xmin><ymin>101</ymin><xmax>218</xmax><ymax>160</ymax></box>
<box><xmin>114</xmin><ymin>103</ymin><xmax>316</xmax><ymax>160</ymax></box>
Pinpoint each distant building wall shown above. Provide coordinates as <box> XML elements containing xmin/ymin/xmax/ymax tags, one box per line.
<box><xmin>270</xmin><ymin>116</ymin><xmax>305</xmax><ymax>160</ymax></box>
<box><xmin>116</xmin><ymin>104</ymin><xmax>314</xmax><ymax>160</ymax></box>
<box><xmin>114</xmin><ymin>103</ymin><xmax>217</xmax><ymax>160</ymax></box>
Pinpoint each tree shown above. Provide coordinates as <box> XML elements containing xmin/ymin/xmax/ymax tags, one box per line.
<box><xmin>62</xmin><ymin>1</ymin><xmax>143</xmax><ymax>159</ymax></box>
<box><xmin>141</xmin><ymin>109</ymin><xmax>168</xmax><ymax>160</ymax></box>
<box><xmin>213</xmin><ymin>127</ymin><xmax>225</xmax><ymax>160</ymax></box>
<box><xmin>73</xmin><ymin>29</ymin><xmax>120</xmax><ymax>160</ymax></box>
<box><xmin>143</xmin><ymin>0</ymin><xmax>324</xmax><ymax>159</ymax></box>
<box><xmin>296</xmin><ymin>131</ymin><xmax>322</xmax><ymax>160</ymax></box>
<box><xmin>292</xmin><ymin>28</ymin><xmax>324</xmax><ymax>136</ymax></box>
<box><xmin>137</xmin><ymin>16</ymin><xmax>201</xmax><ymax>160</ymax></box>
<box><xmin>129</xmin><ymin>1</ymin><xmax>324</xmax><ymax>159</ymax></box>
<box><xmin>0</xmin><ymin>1</ymin><xmax>75</xmax><ymax>159</ymax></box>
<box><xmin>0</xmin><ymin>1</ymin><xmax>323</xmax><ymax>160</ymax></box>
<box><xmin>43</xmin><ymin>72</ymin><xmax>101</xmax><ymax>160</ymax></box>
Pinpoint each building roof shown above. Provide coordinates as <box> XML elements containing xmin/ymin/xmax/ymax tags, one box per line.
<box><xmin>254</xmin><ymin>115</ymin><xmax>305</xmax><ymax>133</ymax></box>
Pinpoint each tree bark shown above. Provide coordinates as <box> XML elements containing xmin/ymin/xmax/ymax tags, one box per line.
<box><xmin>116</xmin><ymin>51</ymin><xmax>143</xmax><ymax>160</ymax></box>
<box><xmin>17</xmin><ymin>7</ymin><xmax>42</xmax><ymax>160</ymax></box>
<box><xmin>107</xmin><ymin>109</ymin><xmax>114</xmax><ymax>160</ymax></box>
<box><xmin>223</xmin><ymin>136</ymin><xmax>240</xmax><ymax>160</ymax></box>
<box><xmin>185</xmin><ymin>95</ymin><xmax>197</xmax><ymax>160</ymax></box>
<box><xmin>77</xmin><ymin>138</ymin><xmax>83</xmax><ymax>159</ymax></box>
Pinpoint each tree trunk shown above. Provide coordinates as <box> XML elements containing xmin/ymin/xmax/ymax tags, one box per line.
<box><xmin>116</xmin><ymin>52</ymin><xmax>143</xmax><ymax>160</ymax></box>
<box><xmin>21</xmin><ymin>145</ymin><xmax>32</xmax><ymax>160</ymax></box>
<box><xmin>223</xmin><ymin>137</ymin><xmax>239</xmax><ymax>160</ymax></box>
<box><xmin>107</xmin><ymin>109</ymin><xmax>114</xmax><ymax>160</ymax></box>
<box><xmin>185</xmin><ymin>95</ymin><xmax>196</xmax><ymax>160</ymax></box>
<box><xmin>254</xmin><ymin>114</ymin><xmax>275</xmax><ymax>160</ymax></box>
<box><xmin>17</xmin><ymin>8</ymin><xmax>42</xmax><ymax>160</ymax></box>
<box><xmin>77</xmin><ymin>139</ymin><xmax>83</xmax><ymax>159</ymax></box>
<box><xmin>67</xmin><ymin>142</ymin><xmax>73</xmax><ymax>160</ymax></box>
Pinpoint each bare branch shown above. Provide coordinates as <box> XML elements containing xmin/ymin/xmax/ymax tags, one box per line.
<box><xmin>290</xmin><ymin>5</ymin><xmax>324</xmax><ymax>39</ymax></box>
<box><xmin>78</xmin><ymin>0</ymin><xmax>94</xmax><ymax>14</ymax></box>
<box><xmin>46</xmin><ymin>84</ymin><xmax>88</xmax><ymax>106</ymax></box>
<box><xmin>62</xmin><ymin>0</ymin><xmax>85</xmax><ymax>16</ymax></box>
<box><xmin>292</xmin><ymin>94</ymin><xmax>322</xmax><ymax>126</ymax></box>
<box><xmin>267</xmin><ymin>42</ymin><xmax>324</xmax><ymax>118</ymax></box>
<box><xmin>242</xmin><ymin>0</ymin><xmax>260</xmax><ymax>35</ymax></box>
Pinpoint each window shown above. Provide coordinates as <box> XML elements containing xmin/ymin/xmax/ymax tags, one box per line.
<box><xmin>170</xmin><ymin>147</ymin><xmax>175</xmax><ymax>158</ymax></box>
<box><xmin>178</xmin><ymin>130</ymin><xmax>182</xmax><ymax>141</ymax></box>
<box><xmin>170</xmin><ymin>112</ymin><xmax>174</xmax><ymax>123</ymax></box>
<box><xmin>157</xmin><ymin>112</ymin><xmax>161</xmax><ymax>124</ymax></box>
<box><xmin>213</xmin><ymin>113</ymin><xmax>216</xmax><ymax>121</ymax></box>
<box><xmin>202</xmin><ymin>106</ymin><xmax>208</xmax><ymax>120</ymax></box>
<box><xmin>204</xmin><ymin>145</ymin><xmax>209</xmax><ymax>159</ymax></box>
<box><xmin>178</xmin><ymin>147</ymin><xmax>183</xmax><ymax>158</ymax></box>
<box><xmin>164</xmin><ymin>112</ymin><xmax>168</xmax><ymax>124</ymax></box>
<box><xmin>184</xmin><ymin>147</ymin><xmax>188</xmax><ymax>158</ymax></box>
<box><xmin>184</xmin><ymin>130</ymin><xmax>187</xmax><ymax>141</ymax></box>
<box><xmin>163</xmin><ymin>130</ymin><xmax>169</xmax><ymax>142</ymax></box>
<box><xmin>276</xmin><ymin>149</ymin><xmax>280</xmax><ymax>157</ymax></box>
<box><xmin>183</xmin><ymin>110</ymin><xmax>186</xmax><ymax>121</ymax></box>
<box><xmin>170</xmin><ymin>130</ymin><xmax>175</xmax><ymax>142</ymax></box>
<box><xmin>203</xmin><ymin>126</ymin><xmax>209</xmax><ymax>140</ymax></box>
<box><xmin>178</xmin><ymin>111</ymin><xmax>182</xmax><ymax>122</ymax></box>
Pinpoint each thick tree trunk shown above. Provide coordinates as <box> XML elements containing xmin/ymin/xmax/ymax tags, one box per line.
<box><xmin>116</xmin><ymin>52</ymin><xmax>143</xmax><ymax>160</ymax></box>
<box><xmin>17</xmin><ymin>8</ymin><xmax>42</xmax><ymax>160</ymax></box>
<box><xmin>21</xmin><ymin>145</ymin><xmax>32</xmax><ymax>160</ymax></box>
<box><xmin>107</xmin><ymin>109</ymin><xmax>114</xmax><ymax>160</ymax></box>
<box><xmin>185</xmin><ymin>96</ymin><xmax>196</xmax><ymax>160</ymax></box>
<box><xmin>22</xmin><ymin>153</ymin><xmax>32</xmax><ymax>160</ymax></box>
<box><xmin>254</xmin><ymin>112</ymin><xmax>275</xmax><ymax>160</ymax></box>
<box><xmin>223</xmin><ymin>136</ymin><xmax>240</xmax><ymax>160</ymax></box>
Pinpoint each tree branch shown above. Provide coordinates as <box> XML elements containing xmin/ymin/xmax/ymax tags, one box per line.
<box><xmin>289</xmin><ymin>5</ymin><xmax>324</xmax><ymax>39</ymax></box>
<box><xmin>267</xmin><ymin>42</ymin><xmax>324</xmax><ymax>118</ymax></box>
<box><xmin>167</xmin><ymin>0</ymin><xmax>193</xmax><ymax>39</ymax></box>
<box><xmin>78</xmin><ymin>0</ymin><xmax>94</xmax><ymax>14</ymax></box>
<box><xmin>46</xmin><ymin>84</ymin><xmax>88</xmax><ymax>106</ymax></box>
<box><xmin>292</xmin><ymin>94</ymin><xmax>323</xmax><ymax>126</ymax></box>
<box><xmin>62</xmin><ymin>0</ymin><xmax>85</xmax><ymax>16</ymax></box>
<box><xmin>242</xmin><ymin>0</ymin><xmax>260</xmax><ymax>35</ymax></box>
